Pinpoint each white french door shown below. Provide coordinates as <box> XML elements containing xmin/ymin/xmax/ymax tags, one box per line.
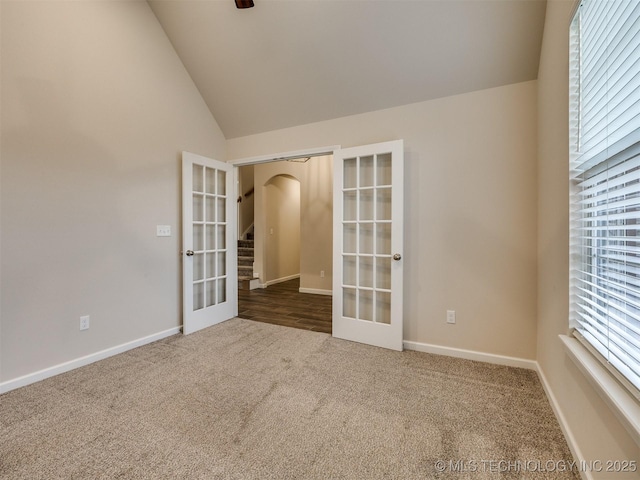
<box><xmin>332</xmin><ymin>140</ymin><xmax>404</xmax><ymax>351</ymax></box>
<box><xmin>182</xmin><ymin>151</ymin><xmax>237</xmax><ymax>335</ymax></box>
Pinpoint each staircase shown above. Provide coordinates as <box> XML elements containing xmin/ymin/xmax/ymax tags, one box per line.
<box><xmin>238</xmin><ymin>238</ymin><xmax>255</xmax><ymax>290</ymax></box>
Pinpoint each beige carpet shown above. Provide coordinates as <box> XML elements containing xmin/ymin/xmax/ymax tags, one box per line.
<box><xmin>0</xmin><ymin>318</ymin><xmax>578</xmax><ymax>479</ymax></box>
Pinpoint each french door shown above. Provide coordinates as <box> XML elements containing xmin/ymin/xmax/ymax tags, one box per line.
<box><xmin>182</xmin><ymin>151</ymin><xmax>237</xmax><ymax>335</ymax></box>
<box><xmin>332</xmin><ymin>140</ymin><xmax>404</xmax><ymax>351</ymax></box>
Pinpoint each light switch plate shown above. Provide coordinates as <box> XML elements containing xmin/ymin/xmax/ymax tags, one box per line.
<box><xmin>156</xmin><ymin>225</ymin><xmax>171</xmax><ymax>237</ymax></box>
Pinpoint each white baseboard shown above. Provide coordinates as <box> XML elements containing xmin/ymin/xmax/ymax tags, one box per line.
<box><xmin>263</xmin><ymin>273</ymin><xmax>300</xmax><ymax>288</ymax></box>
<box><xmin>535</xmin><ymin>363</ymin><xmax>592</xmax><ymax>480</ymax></box>
<box><xmin>299</xmin><ymin>288</ymin><xmax>332</xmax><ymax>296</ymax></box>
<box><xmin>403</xmin><ymin>340</ymin><xmax>538</xmax><ymax>370</ymax></box>
<box><xmin>0</xmin><ymin>326</ymin><xmax>181</xmax><ymax>394</ymax></box>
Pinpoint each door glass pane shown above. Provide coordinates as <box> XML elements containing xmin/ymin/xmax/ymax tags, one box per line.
<box><xmin>217</xmin><ymin>278</ymin><xmax>227</xmax><ymax>303</ymax></box>
<box><xmin>376</xmin><ymin>188</ymin><xmax>392</xmax><ymax>221</ymax></box>
<box><xmin>217</xmin><ymin>252</ymin><xmax>226</xmax><ymax>276</ymax></box>
<box><xmin>375</xmin><ymin>291</ymin><xmax>391</xmax><ymax>324</ymax></box>
<box><xmin>376</xmin><ymin>153</ymin><xmax>392</xmax><ymax>186</ymax></box>
<box><xmin>359</xmin><ymin>156</ymin><xmax>374</xmax><ymax>187</ymax></box>
<box><xmin>206</xmin><ymin>225</ymin><xmax>216</xmax><ymax>250</ymax></box>
<box><xmin>206</xmin><ymin>253</ymin><xmax>216</xmax><ymax>279</ymax></box>
<box><xmin>344</xmin><ymin>158</ymin><xmax>357</xmax><ymax>188</ymax></box>
<box><xmin>217</xmin><ymin>225</ymin><xmax>226</xmax><ymax>250</ymax></box>
<box><xmin>359</xmin><ymin>256</ymin><xmax>374</xmax><ymax>288</ymax></box>
<box><xmin>193</xmin><ymin>283</ymin><xmax>204</xmax><ymax>311</ymax></box>
<box><xmin>205</xmin><ymin>167</ymin><xmax>216</xmax><ymax>194</ymax></box>
<box><xmin>344</xmin><ymin>191</ymin><xmax>357</xmax><ymax>221</ymax></box>
<box><xmin>376</xmin><ymin>223</ymin><xmax>391</xmax><ymax>255</ymax></box>
<box><xmin>193</xmin><ymin>224</ymin><xmax>204</xmax><ymax>251</ymax></box>
<box><xmin>193</xmin><ymin>194</ymin><xmax>204</xmax><ymax>222</ymax></box>
<box><xmin>343</xmin><ymin>255</ymin><xmax>357</xmax><ymax>286</ymax></box>
<box><xmin>359</xmin><ymin>224</ymin><xmax>373</xmax><ymax>254</ymax></box>
<box><xmin>376</xmin><ymin>257</ymin><xmax>391</xmax><ymax>290</ymax></box>
<box><xmin>344</xmin><ymin>224</ymin><xmax>357</xmax><ymax>253</ymax></box>
<box><xmin>217</xmin><ymin>198</ymin><xmax>226</xmax><ymax>223</ymax></box>
<box><xmin>206</xmin><ymin>196</ymin><xmax>216</xmax><ymax>222</ymax></box>
<box><xmin>360</xmin><ymin>190</ymin><xmax>374</xmax><ymax>220</ymax></box>
<box><xmin>206</xmin><ymin>280</ymin><xmax>216</xmax><ymax>307</ymax></box>
<box><xmin>193</xmin><ymin>165</ymin><xmax>204</xmax><ymax>192</ymax></box>
<box><xmin>343</xmin><ymin>287</ymin><xmax>357</xmax><ymax>318</ymax></box>
<box><xmin>193</xmin><ymin>253</ymin><xmax>204</xmax><ymax>281</ymax></box>
<box><xmin>217</xmin><ymin>170</ymin><xmax>226</xmax><ymax>195</ymax></box>
<box><xmin>359</xmin><ymin>290</ymin><xmax>373</xmax><ymax>321</ymax></box>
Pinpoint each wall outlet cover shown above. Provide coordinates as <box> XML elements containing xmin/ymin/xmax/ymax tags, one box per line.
<box><xmin>156</xmin><ymin>225</ymin><xmax>171</xmax><ymax>237</ymax></box>
<box><xmin>446</xmin><ymin>310</ymin><xmax>456</xmax><ymax>324</ymax></box>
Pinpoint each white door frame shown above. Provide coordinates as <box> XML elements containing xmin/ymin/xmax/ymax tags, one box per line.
<box><xmin>230</xmin><ymin>145</ymin><xmax>340</xmax><ymax>289</ymax></box>
<box><xmin>229</xmin><ymin>142</ymin><xmax>404</xmax><ymax>351</ymax></box>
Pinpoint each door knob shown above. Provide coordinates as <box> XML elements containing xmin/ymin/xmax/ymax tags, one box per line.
<box><xmin>185</xmin><ymin>250</ymin><xmax>194</xmax><ymax>257</ymax></box>
<box><xmin>393</xmin><ymin>253</ymin><xmax>401</xmax><ymax>261</ymax></box>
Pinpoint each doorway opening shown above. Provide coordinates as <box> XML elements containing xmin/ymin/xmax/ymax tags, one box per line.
<box><xmin>235</xmin><ymin>154</ymin><xmax>334</xmax><ymax>333</ymax></box>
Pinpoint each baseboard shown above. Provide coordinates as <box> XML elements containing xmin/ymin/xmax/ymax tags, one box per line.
<box><xmin>263</xmin><ymin>274</ymin><xmax>300</xmax><ymax>288</ymax></box>
<box><xmin>299</xmin><ymin>288</ymin><xmax>332</xmax><ymax>296</ymax></box>
<box><xmin>535</xmin><ymin>363</ymin><xmax>592</xmax><ymax>480</ymax></box>
<box><xmin>403</xmin><ymin>340</ymin><xmax>538</xmax><ymax>370</ymax></box>
<box><xmin>0</xmin><ymin>326</ymin><xmax>181</xmax><ymax>394</ymax></box>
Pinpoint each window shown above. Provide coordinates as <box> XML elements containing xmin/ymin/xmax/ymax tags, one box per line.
<box><xmin>569</xmin><ymin>0</ymin><xmax>640</xmax><ymax>397</ymax></box>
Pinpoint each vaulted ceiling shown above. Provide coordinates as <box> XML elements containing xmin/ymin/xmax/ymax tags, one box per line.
<box><xmin>149</xmin><ymin>0</ymin><xmax>547</xmax><ymax>139</ymax></box>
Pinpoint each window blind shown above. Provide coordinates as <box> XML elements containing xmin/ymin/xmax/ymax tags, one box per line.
<box><xmin>569</xmin><ymin>0</ymin><xmax>640</xmax><ymax>395</ymax></box>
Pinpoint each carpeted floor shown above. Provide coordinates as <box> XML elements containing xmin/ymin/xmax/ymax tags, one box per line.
<box><xmin>0</xmin><ymin>318</ymin><xmax>578</xmax><ymax>479</ymax></box>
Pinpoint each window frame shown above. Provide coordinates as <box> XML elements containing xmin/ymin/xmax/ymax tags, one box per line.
<box><xmin>568</xmin><ymin>0</ymin><xmax>640</xmax><ymax>403</ymax></box>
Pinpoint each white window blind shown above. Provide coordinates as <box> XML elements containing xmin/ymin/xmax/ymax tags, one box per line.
<box><xmin>569</xmin><ymin>0</ymin><xmax>640</xmax><ymax>395</ymax></box>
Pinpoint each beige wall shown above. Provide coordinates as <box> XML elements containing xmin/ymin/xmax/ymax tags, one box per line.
<box><xmin>298</xmin><ymin>156</ymin><xmax>333</xmax><ymax>292</ymax></box>
<box><xmin>229</xmin><ymin>81</ymin><xmax>539</xmax><ymax>360</ymax></box>
<box><xmin>264</xmin><ymin>175</ymin><xmax>301</xmax><ymax>283</ymax></box>
<box><xmin>0</xmin><ymin>0</ymin><xmax>4</xmax><ymax>381</ymax></box>
<box><xmin>0</xmin><ymin>1</ymin><xmax>225</xmax><ymax>382</ymax></box>
<box><xmin>253</xmin><ymin>157</ymin><xmax>333</xmax><ymax>291</ymax></box>
<box><xmin>536</xmin><ymin>0</ymin><xmax>640</xmax><ymax>475</ymax></box>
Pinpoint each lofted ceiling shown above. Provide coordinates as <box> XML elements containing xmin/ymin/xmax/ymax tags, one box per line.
<box><xmin>149</xmin><ymin>0</ymin><xmax>547</xmax><ymax>139</ymax></box>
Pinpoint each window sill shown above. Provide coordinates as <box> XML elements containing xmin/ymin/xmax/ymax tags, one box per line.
<box><xmin>559</xmin><ymin>334</ymin><xmax>640</xmax><ymax>446</ymax></box>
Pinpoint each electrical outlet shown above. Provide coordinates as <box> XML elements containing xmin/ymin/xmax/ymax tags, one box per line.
<box><xmin>446</xmin><ymin>310</ymin><xmax>456</xmax><ymax>324</ymax></box>
<box><xmin>80</xmin><ymin>315</ymin><xmax>90</xmax><ymax>331</ymax></box>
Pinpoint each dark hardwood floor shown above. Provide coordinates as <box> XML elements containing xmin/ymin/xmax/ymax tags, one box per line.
<box><xmin>238</xmin><ymin>278</ymin><xmax>332</xmax><ymax>334</ymax></box>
